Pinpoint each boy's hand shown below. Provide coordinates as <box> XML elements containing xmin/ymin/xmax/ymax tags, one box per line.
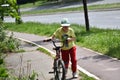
<box><xmin>67</xmin><ymin>37</ymin><xmax>75</xmax><ymax>42</ymax></box>
<box><xmin>43</xmin><ymin>40</ymin><xmax>47</xmax><ymax>42</ymax></box>
<box><xmin>67</xmin><ymin>38</ymin><xmax>72</xmax><ymax>42</ymax></box>
<box><xmin>43</xmin><ymin>39</ymin><xmax>52</xmax><ymax>42</ymax></box>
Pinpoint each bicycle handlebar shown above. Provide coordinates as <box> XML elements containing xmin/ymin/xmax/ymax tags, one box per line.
<box><xmin>43</xmin><ymin>37</ymin><xmax>69</xmax><ymax>49</ymax></box>
<box><xmin>43</xmin><ymin>39</ymin><xmax>52</xmax><ymax>42</ymax></box>
<box><xmin>43</xmin><ymin>39</ymin><xmax>63</xmax><ymax>49</ymax></box>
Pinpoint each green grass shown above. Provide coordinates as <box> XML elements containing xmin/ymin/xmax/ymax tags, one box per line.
<box><xmin>88</xmin><ymin>3</ymin><xmax>120</xmax><ymax>10</ymax></box>
<box><xmin>80</xmin><ymin>72</ymin><xmax>95</xmax><ymax>80</ymax></box>
<box><xmin>5</xmin><ymin>22</ymin><xmax>120</xmax><ymax>59</ymax></box>
<box><xmin>37</xmin><ymin>47</ymin><xmax>53</xmax><ymax>57</ymax></box>
<box><xmin>21</xmin><ymin>6</ymin><xmax>83</xmax><ymax>15</ymax></box>
<box><xmin>15</xmin><ymin>49</ymin><xmax>25</xmax><ymax>53</ymax></box>
<box><xmin>19</xmin><ymin>0</ymin><xmax>81</xmax><ymax>9</ymax></box>
<box><xmin>21</xmin><ymin>3</ymin><xmax>120</xmax><ymax>15</ymax></box>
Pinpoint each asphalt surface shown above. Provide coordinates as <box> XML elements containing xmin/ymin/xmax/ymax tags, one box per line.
<box><xmin>20</xmin><ymin>0</ymin><xmax>120</xmax><ymax>11</ymax></box>
<box><xmin>4</xmin><ymin>10</ymin><xmax>120</xmax><ymax>29</ymax></box>
<box><xmin>6</xmin><ymin>31</ymin><xmax>120</xmax><ymax>80</ymax></box>
<box><xmin>5</xmin><ymin>40</ymin><xmax>81</xmax><ymax>80</ymax></box>
<box><xmin>4</xmin><ymin>0</ymin><xmax>120</xmax><ymax>29</ymax></box>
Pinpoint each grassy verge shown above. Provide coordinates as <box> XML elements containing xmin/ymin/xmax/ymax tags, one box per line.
<box><xmin>19</xmin><ymin>0</ymin><xmax>81</xmax><ymax>9</ymax></box>
<box><xmin>80</xmin><ymin>72</ymin><xmax>95</xmax><ymax>80</ymax></box>
<box><xmin>21</xmin><ymin>3</ymin><xmax>120</xmax><ymax>15</ymax></box>
<box><xmin>88</xmin><ymin>3</ymin><xmax>120</xmax><ymax>10</ymax></box>
<box><xmin>37</xmin><ymin>47</ymin><xmax>53</xmax><ymax>57</ymax></box>
<box><xmin>5</xmin><ymin>22</ymin><xmax>120</xmax><ymax>59</ymax></box>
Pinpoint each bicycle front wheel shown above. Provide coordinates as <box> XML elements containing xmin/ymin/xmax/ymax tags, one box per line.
<box><xmin>55</xmin><ymin>59</ymin><xmax>66</xmax><ymax>80</ymax></box>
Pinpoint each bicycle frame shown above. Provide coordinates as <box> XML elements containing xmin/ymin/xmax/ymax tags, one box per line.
<box><xmin>52</xmin><ymin>40</ymin><xmax>66</xmax><ymax>80</ymax></box>
<box><xmin>52</xmin><ymin>40</ymin><xmax>62</xmax><ymax>59</ymax></box>
<box><xmin>44</xmin><ymin>39</ymin><xmax>66</xmax><ymax>80</ymax></box>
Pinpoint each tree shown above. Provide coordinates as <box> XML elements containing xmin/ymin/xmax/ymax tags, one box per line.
<box><xmin>0</xmin><ymin>0</ymin><xmax>22</xmax><ymax>24</ymax></box>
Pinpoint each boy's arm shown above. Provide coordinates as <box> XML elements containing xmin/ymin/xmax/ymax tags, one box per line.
<box><xmin>43</xmin><ymin>34</ymin><xmax>55</xmax><ymax>42</ymax></box>
<box><xmin>67</xmin><ymin>29</ymin><xmax>76</xmax><ymax>42</ymax></box>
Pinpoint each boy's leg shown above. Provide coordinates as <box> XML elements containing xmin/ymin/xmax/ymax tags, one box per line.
<box><xmin>69</xmin><ymin>46</ymin><xmax>77</xmax><ymax>73</ymax></box>
<box><xmin>61</xmin><ymin>49</ymin><xmax>69</xmax><ymax>70</ymax></box>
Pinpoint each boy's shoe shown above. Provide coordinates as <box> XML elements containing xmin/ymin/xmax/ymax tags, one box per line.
<box><xmin>65</xmin><ymin>68</ymin><xmax>68</xmax><ymax>77</ymax></box>
<box><xmin>72</xmin><ymin>72</ymin><xmax>78</xmax><ymax>78</ymax></box>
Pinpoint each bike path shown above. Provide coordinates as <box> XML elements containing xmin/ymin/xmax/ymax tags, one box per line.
<box><xmin>7</xmin><ymin>31</ymin><xmax>120</xmax><ymax>80</ymax></box>
<box><xmin>5</xmin><ymin>39</ymin><xmax>80</xmax><ymax>80</ymax></box>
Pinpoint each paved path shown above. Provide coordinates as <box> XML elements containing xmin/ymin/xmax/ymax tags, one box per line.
<box><xmin>5</xmin><ymin>40</ymin><xmax>81</xmax><ymax>80</ymax></box>
<box><xmin>6</xmin><ymin>31</ymin><xmax>120</xmax><ymax>80</ymax></box>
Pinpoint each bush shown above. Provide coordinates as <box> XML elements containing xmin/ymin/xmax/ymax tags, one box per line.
<box><xmin>0</xmin><ymin>33</ymin><xmax>20</xmax><ymax>53</ymax></box>
<box><xmin>0</xmin><ymin>20</ymin><xmax>20</xmax><ymax>53</ymax></box>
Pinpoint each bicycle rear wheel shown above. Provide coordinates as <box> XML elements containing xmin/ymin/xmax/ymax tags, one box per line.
<box><xmin>55</xmin><ymin>59</ymin><xmax>66</xmax><ymax>80</ymax></box>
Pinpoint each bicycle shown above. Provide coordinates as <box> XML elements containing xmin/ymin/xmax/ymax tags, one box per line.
<box><xmin>43</xmin><ymin>39</ymin><xmax>66</xmax><ymax>80</ymax></box>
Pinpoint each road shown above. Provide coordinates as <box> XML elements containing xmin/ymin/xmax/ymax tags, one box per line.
<box><xmin>20</xmin><ymin>0</ymin><xmax>120</xmax><ymax>11</ymax></box>
<box><xmin>5</xmin><ymin>10</ymin><xmax>120</xmax><ymax>29</ymax></box>
<box><xmin>4</xmin><ymin>0</ymin><xmax>120</xmax><ymax>29</ymax></box>
<box><xmin>59</xmin><ymin>0</ymin><xmax>120</xmax><ymax>9</ymax></box>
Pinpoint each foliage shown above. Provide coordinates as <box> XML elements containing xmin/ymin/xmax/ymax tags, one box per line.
<box><xmin>0</xmin><ymin>53</ymin><xmax>9</xmax><ymax>79</ymax></box>
<box><xmin>0</xmin><ymin>0</ymin><xmax>22</xmax><ymax>24</ymax></box>
<box><xmin>0</xmin><ymin>53</ymin><xmax>6</xmax><ymax>65</ymax></box>
<box><xmin>0</xmin><ymin>19</ymin><xmax>6</xmax><ymax>41</ymax></box>
<box><xmin>0</xmin><ymin>33</ymin><xmax>20</xmax><ymax>53</ymax></box>
<box><xmin>0</xmin><ymin>67</ymin><xmax>9</xmax><ymax>78</ymax></box>
<box><xmin>0</xmin><ymin>19</ymin><xmax>20</xmax><ymax>53</ymax></box>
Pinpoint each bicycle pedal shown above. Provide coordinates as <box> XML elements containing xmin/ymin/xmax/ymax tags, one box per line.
<box><xmin>49</xmin><ymin>71</ymin><xmax>54</xmax><ymax>74</ymax></box>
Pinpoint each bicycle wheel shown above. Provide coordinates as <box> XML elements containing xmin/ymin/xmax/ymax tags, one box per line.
<box><xmin>55</xmin><ymin>59</ymin><xmax>66</xmax><ymax>80</ymax></box>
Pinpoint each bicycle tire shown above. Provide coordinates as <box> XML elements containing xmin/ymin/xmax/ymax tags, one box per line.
<box><xmin>54</xmin><ymin>59</ymin><xmax>66</xmax><ymax>80</ymax></box>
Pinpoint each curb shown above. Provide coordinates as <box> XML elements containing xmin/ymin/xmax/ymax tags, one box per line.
<box><xmin>82</xmin><ymin>46</ymin><xmax>120</xmax><ymax>61</ymax></box>
<box><xmin>15</xmin><ymin>37</ymin><xmax>101</xmax><ymax>80</ymax></box>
